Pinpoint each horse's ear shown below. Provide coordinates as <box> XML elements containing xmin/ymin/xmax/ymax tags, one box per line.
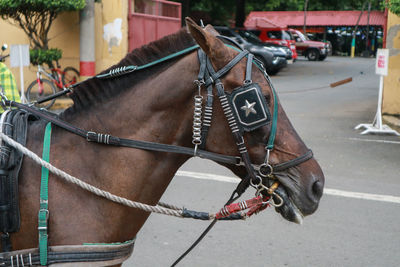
<box><xmin>185</xmin><ymin>17</ymin><xmax>227</xmax><ymax>63</ymax></box>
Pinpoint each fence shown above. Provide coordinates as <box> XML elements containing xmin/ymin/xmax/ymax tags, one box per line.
<box><xmin>128</xmin><ymin>0</ymin><xmax>182</xmax><ymax>51</ymax></box>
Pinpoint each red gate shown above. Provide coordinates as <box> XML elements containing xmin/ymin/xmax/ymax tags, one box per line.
<box><xmin>128</xmin><ymin>0</ymin><xmax>182</xmax><ymax>51</ymax></box>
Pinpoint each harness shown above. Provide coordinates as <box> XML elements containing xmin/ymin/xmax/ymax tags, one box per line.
<box><xmin>0</xmin><ymin>110</ymin><xmax>34</xmax><ymax>252</ymax></box>
<box><xmin>0</xmin><ymin>41</ymin><xmax>313</xmax><ymax>266</ymax></box>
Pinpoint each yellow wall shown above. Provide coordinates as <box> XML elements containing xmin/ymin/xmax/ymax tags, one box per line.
<box><xmin>0</xmin><ymin>12</ymin><xmax>80</xmax><ymax>90</ymax></box>
<box><xmin>383</xmin><ymin>11</ymin><xmax>400</xmax><ymax>115</ymax></box>
<box><xmin>0</xmin><ymin>0</ymin><xmax>128</xmax><ymax>91</ymax></box>
<box><xmin>95</xmin><ymin>0</ymin><xmax>129</xmax><ymax>72</ymax></box>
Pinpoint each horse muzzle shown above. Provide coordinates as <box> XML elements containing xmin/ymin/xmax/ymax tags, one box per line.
<box><xmin>273</xmin><ymin>159</ymin><xmax>325</xmax><ymax>223</ymax></box>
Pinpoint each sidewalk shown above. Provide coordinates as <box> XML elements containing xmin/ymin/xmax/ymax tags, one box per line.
<box><xmin>383</xmin><ymin>115</ymin><xmax>400</xmax><ymax>132</ymax></box>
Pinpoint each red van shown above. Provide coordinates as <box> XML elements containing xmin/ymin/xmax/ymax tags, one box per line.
<box><xmin>248</xmin><ymin>28</ymin><xmax>298</xmax><ymax>61</ymax></box>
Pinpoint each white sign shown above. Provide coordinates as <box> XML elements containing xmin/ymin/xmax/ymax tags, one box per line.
<box><xmin>10</xmin><ymin>44</ymin><xmax>30</xmax><ymax>68</ymax></box>
<box><xmin>9</xmin><ymin>44</ymin><xmax>30</xmax><ymax>103</ymax></box>
<box><xmin>375</xmin><ymin>48</ymin><xmax>389</xmax><ymax>76</ymax></box>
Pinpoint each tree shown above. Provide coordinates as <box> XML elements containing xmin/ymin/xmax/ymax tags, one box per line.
<box><xmin>246</xmin><ymin>0</ymin><xmax>383</xmax><ymax>12</ymax></box>
<box><xmin>386</xmin><ymin>0</ymin><xmax>400</xmax><ymax>15</ymax></box>
<box><xmin>176</xmin><ymin>0</ymin><xmax>384</xmax><ymax>27</ymax></box>
<box><xmin>0</xmin><ymin>0</ymin><xmax>86</xmax><ymax>50</ymax></box>
<box><xmin>235</xmin><ymin>0</ymin><xmax>245</xmax><ymax>27</ymax></box>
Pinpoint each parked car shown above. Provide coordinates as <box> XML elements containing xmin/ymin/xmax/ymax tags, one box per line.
<box><xmin>237</xmin><ymin>30</ymin><xmax>293</xmax><ymax>63</ymax></box>
<box><xmin>288</xmin><ymin>29</ymin><xmax>330</xmax><ymax>61</ymax></box>
<box><xmin>247</xmin><ymin>28</ymin><xmax>298</xmax><ymax>61</ymax></box>
<box><xmin>214</xmin><ymin>26</ymin><xmax>287</xmax><ymax>75</ymax></box>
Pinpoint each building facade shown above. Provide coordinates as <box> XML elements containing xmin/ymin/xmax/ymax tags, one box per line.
<box><xmin>0</xmin><ymin>0</ymin><xmax>130</xmax><ymax>90</ymax></box>
<box><xmin>383</xmin><ymin>11</ymin><xmax>400</xmax><ymax>117</ymax></box>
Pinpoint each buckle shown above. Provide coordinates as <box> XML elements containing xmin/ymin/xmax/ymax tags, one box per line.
<box><xmin>235</xmin><ymin>156</ymin><xmax>243</xmax><ymax>166</ymax></box>
<box><xmin>86</xmin><ymin>131</ymin><xmax>97</xmax><ymax>142</ymax></box>
<box><xmin>38</xmin><ymin>209</ymin><xmax>49</xmax><ymax>221</ymax></box>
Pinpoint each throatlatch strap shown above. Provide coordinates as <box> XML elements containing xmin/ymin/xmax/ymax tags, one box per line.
<box><xmin>39</xmin><ymin>122</ymin><xmax>52</xmax><ymax>266</ymax></box>
<box><xmin>265</xmin><ymin>74</ymin><xmax>278</xmax><ymax>150</ymax></box>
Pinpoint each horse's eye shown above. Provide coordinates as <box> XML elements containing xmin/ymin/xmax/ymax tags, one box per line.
<box><xmin>264</xmin><ymin>94</ymin><xmax>271</xmax><ymax>105</ymax></box>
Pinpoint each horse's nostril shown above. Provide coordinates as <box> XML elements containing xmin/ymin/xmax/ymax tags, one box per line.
<box><xmin>312</xmin><ymin>180</ymin><xmax>323</xmax><ymax>199</ymax></box>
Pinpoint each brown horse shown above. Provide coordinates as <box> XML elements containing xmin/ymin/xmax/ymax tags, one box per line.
<box><xmin>5</xmin><ymin>19</ymin><xmax>324</xmax><ymax>266</ymax></box>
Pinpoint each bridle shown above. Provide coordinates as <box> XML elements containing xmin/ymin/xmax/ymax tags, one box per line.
<box><xmin>1</xmin><ymin>39</ymin><xmax>314</xmax><ymax>266</ymax></box>
<box><xmin>169</xmin><ymin>43</ymin><xmax>314</xmax><ymax>266</ymax></box>
<box><xmin>193</xmin><ymin>44</ymin><xmax>313</xmax><ymax>204</ymax></box>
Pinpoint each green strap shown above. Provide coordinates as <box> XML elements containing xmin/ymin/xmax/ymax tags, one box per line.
<box><xmin>266</xmin><ymin>88</ymin><xmax>278</xmax><ymax>150</ymax></box>
<box><xmin>95</xmin><ymin>45</ymin><xmax>200</xmax><ymax>79</ymax></box>
<box><xmin>39</xmin><ymin>122</ymin><xmax>52</xmax><ymax>266</ymax></box>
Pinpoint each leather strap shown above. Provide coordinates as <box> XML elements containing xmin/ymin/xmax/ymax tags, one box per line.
<box><xmin>245</xmin><ymin>53</ymin><xmax>254</xmax><ymax>83</ymax></box>
<box><xmin>0</xmin><ymin>240</ymin><xmax>135</xmax><ymax>267</ymax></box>
<box><xmin>39</xmin><ymin>122</ymin><xmax>52</xmax><ymax>265</ymax></box>
<box><xmin>204</xmin><ymin>50</ymin><xmax>249</xmax><ymax>87</ymax></box>
<box><xmin>273</xmin><ymin>149</ymin><xmax>313</xmax><ymax>172</ymax></box>
<box><xmin>196</xmin><ymin>50</ymin><xmax>214</xmax><ymax>150</ymax></box>
<box><xmin>8</xmin><ymin>101</ymin><xmax>241</xmax><ymax>166</ymax></box>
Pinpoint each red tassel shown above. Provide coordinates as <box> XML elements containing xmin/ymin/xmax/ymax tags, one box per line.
<box><xmin>215</xmin><ymin>196</ymin><xmax>268</xmax><ymax>219</ymax></box>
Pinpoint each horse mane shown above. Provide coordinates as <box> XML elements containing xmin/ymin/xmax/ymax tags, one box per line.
<box><xmin>60</xmin><ymin>28</ymin><xmax>196</xmax><ymax>120</ymax></box>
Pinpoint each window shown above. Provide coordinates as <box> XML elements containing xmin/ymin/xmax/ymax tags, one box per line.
<box><xmin>282</xmin><ymin>31</ymin><xmax>291</xmax><ymax>40</ymax></box>
<box><xmin>249</xmin><ymin>30</ymin><xmax>261</xmax><ymax>36</ymax></box>
<box><xmin>217</xmin><ymin>29</ymin><xmax>235</xmax><ymax>37</ymax></box>
<box><xmin>267</xmin><ymin>31</ymin><xmax>282</xmax><ymax>39</ymax></box>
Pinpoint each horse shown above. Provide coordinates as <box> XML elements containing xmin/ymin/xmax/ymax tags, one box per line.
<box><xmin>1</xmin><ymin>18</ymin><xmax>324</xmax><ymax>266</ymax></box>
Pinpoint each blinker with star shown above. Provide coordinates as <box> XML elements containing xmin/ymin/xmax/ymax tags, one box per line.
<box><xmin>241</xmin><ymin>100</ymin><xmax>257</xmax><ymax>117</ymax></box>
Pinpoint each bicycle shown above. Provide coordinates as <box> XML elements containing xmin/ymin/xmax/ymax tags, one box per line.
<box><xmin>26</xmin><ymin>62</ymin><xmax>80</xmax><ymax>109</ymax></box>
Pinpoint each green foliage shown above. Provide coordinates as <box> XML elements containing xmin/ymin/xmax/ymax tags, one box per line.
<box><xmin>175</xmin><ymin>0</ymin><xmax>384</xmax><ymax>26</ymax></box>
<box><xmin>246</xmin><ymin>0</ymin><xmax>383</xmax><ymax>12</ymax></box>
<box><xmin>190</xmin><ymin>0</ymin><xmax>235</xmax><ymax>25</ymax></box>
<box><xmin>386</xmin><ymin>0</ymin><xmax>400</xmax><ymax>16</ymax></box>
<box><xmin>30</xmin><ymin>48</ymin><xmax>62</xmax><ymax>68</ymax></box>
<box><xmin>0</xmin><ymin>0</ymin><xmax>85</xmax><ymax>14</ymax></box>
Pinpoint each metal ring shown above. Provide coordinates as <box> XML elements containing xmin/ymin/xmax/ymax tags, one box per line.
<box><xmin>243</xmin><ymin>79</ymin><xmax>252</xmax><ymax>85</ymax></box>
<box><xmin>258</xmin><ymin>163</ymin><xmax>273</xmax><ymax>177</ymax></box>
<box><xmin>250</xmin><ymin>175</ymin><xmax>262</xmax><ymax>188</ymax></box>
<box><xmin>269</xmin><ymin>193</ymin><xmax>284</xmax><ymax>207</ymax></box>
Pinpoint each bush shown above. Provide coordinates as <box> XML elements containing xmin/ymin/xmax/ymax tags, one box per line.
<box><xmin>30</xmin><ymin>48</ymin><xmax>62</xmax><ymax>68</ymax></box>
<box><xmin>387</xmin><ymin>0</ymin><xmax>400</xmax><ymax>16</ymax></box>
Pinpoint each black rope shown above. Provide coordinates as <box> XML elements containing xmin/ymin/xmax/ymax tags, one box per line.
<box><xmin>170</xmin><ymin>189</ymin><xmax>240</xmax><ymax>267</ymax></box>
<box><xmin>170</xmin><ymin>219</ymin><xmax>217</xmax><ymax>267</ymax></box>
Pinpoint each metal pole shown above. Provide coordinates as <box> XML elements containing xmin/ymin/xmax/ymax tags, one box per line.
<box><xmin>80</xmin><ymin>0</ymin><xmax>95</xmax><ymax>79</ymax></box>
<box><xmin>351</xmin><ymin>1</ymin><xmax>367</xmax><ymax>58</ymax></box>
<box><xmin>18</xmin><ymin>45</ymin><xmax>26</xmax><ymax>103</ymax></box>
<box><xmin>303</xmin><ymin>0</ymin><xmax>309</xmax><ymax>34</ymax></box>
<box><xmin>365</xmin><ymin>1</ymin><xmax>371</xmax><ymax>57</ymax></box>
<box><xmin>376</xmin><ymin>75</ymin><xmax>384</xmax><ymax>130</ymax></box>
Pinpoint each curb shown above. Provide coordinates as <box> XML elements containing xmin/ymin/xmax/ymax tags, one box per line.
<box><xmin>383</xmin><ymin>115</ymin><xmax>400</xmax><ymax>133</ymax></box>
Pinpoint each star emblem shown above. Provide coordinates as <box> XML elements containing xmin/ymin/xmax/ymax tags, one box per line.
<box><xmin>240</xmin><ymin>100</ymin><xmax>257</xmax><ymax>117</ymax></box>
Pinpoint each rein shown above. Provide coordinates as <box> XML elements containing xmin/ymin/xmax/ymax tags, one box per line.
<box><xmin>5</xmin><ymin>101</ymin><xmax>312</xmax><ymax>177</ymax></box>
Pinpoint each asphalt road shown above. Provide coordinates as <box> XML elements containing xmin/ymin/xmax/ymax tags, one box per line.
<box><xmin>125</xmin><ymin>56</ymin><xmax>400</xmax><ymax>267</ymax></box>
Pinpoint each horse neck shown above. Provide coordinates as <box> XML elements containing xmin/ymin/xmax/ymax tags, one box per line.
<box><xmin>68</xmin><ymin>52</ymin><xmax>199</xmax><ymax>205</ymax></box>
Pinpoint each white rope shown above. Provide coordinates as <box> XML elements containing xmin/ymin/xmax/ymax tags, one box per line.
<box><xmin>0</xmin><ymin>131</ymin><xmax>183</xmax><ymax>218</ymax></box>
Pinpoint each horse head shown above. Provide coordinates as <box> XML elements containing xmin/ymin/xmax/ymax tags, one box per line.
<box><xmin>186</xmin><ymin>18</ymin><xmax>324</xmax><ymax>223</ymax></box>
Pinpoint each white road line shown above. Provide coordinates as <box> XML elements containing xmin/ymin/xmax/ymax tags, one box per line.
<box><xmin>349</xmin><ymin>137</ymin><xmax>400</xmax><ymax>145</ymax></box>
<box><xmin>176</xmin><ymin>170</ymin><xmax>400</xmax><ymax>204</ymax></box>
